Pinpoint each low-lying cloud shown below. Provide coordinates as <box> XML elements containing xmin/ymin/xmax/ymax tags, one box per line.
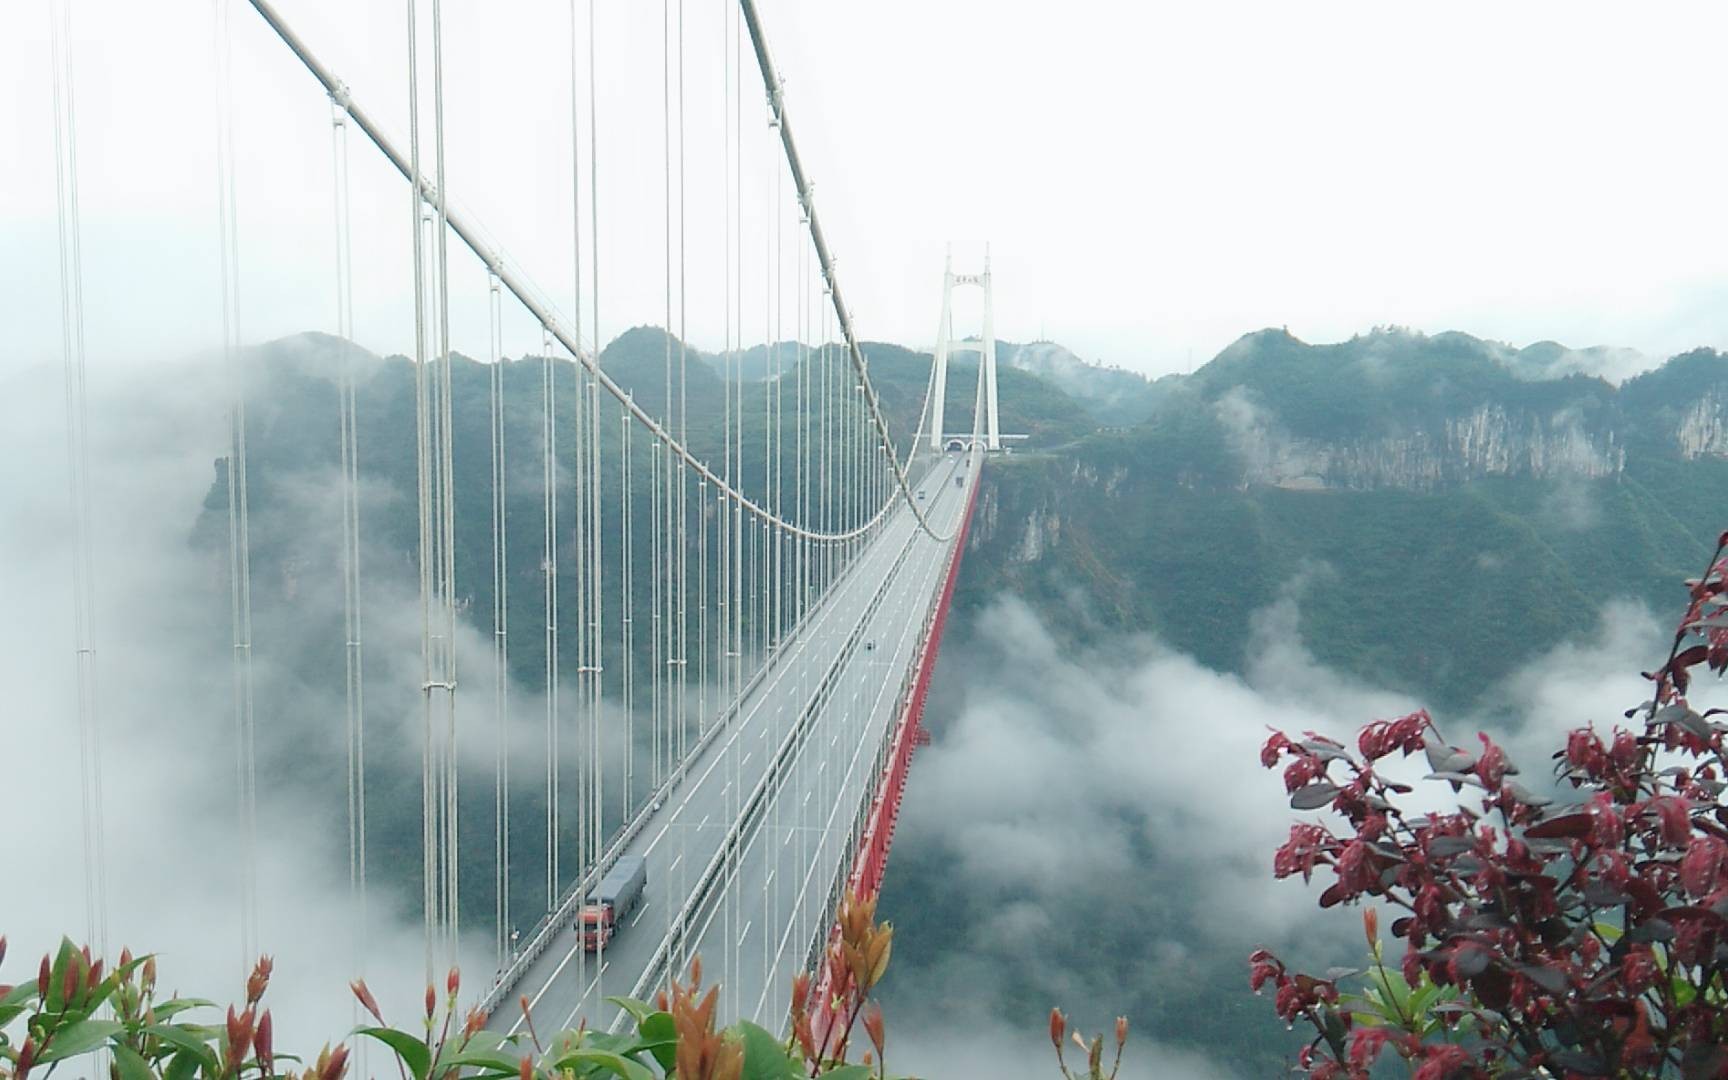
<box><xmin>0</xmin><ymin>359</ymin><xmax>473</xmax><ymax>1056</ymax></box>
<box><xmin>880</xmin><ymin>584</ymin><xmax>1697</xmax><ymax>1078</ymax></box>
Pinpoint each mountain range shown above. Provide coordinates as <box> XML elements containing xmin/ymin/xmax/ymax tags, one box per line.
<box><xmin>199</xmin><ymin>322</ymin><xmax>1728</xmax><ymax>1076</ymax></box>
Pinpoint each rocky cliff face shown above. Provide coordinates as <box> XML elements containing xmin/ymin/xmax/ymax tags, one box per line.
<box><xmin>1674</xmin><ymin>388</ymin><xmax>1728</xmax><ymax>458</ymax></box>
<box><xmin>1216</xmin><ymin>392</ymin><xmax>1624</xmax><ymax>491</ymax></box>
<box><xmin>971</xmin><ymin>331</ymin><xmax>1728</xmax><ymax>570</ymax></box>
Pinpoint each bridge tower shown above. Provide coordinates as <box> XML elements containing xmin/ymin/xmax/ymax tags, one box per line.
<box><xmin>927</xmin><ymin>249</ymin><xmax>1001</xmax><ymax>451</ymax></box>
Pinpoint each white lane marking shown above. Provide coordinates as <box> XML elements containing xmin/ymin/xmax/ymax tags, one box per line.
<box><xmin>515</xmin><ymin>923</ymin><xmax>588</xmax><ymax>1028</ymax></box>
<box><xmin>556</xmin><ymin>960</ymin><xmax>613</xmax><ymax>1032</ymax></box>
<box><xmin>669</xmin><ymin>852</ymin><xmax>683</xmax><ymax>872</ymax></box>
<box><xmin>631</xmin><ymin>901</ymin><xmax>653</xmax><ymax>927</ymax></box>
<box><xmin>754</xmin><ymin>465</ymin><xmax>967</xmax><ymax>1007</ymax></box>
<box><xmin>642</xmin><ymin>519</ymin><xmax>911</xmax><ymax>860</ymax></box>
<box><xmin>510</xmin><ymin>458</ymin><xmax>962</xmax><ymax>1018</ymax></box>
<box><xmin>738</xmin><ymin>920</ymin><xmax>752</xmax><ymax>945</ymax></box>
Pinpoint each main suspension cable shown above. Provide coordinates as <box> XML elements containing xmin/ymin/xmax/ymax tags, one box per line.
<box><xmin>243</xmin><ymin>0</ymin><xmax>956</xmax><ymax>546</ymax></box>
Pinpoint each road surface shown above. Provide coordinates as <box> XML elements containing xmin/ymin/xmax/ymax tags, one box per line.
<box><xmin>488</xmin><ymin>449</ymin><xmax>977</xmax><ymax>1036</ymax></box>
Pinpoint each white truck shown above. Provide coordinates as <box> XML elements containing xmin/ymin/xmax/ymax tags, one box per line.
<box><xmin>578</xmin><ymin>854</ymin><xmax>647</xmax><ymax>952</ymax></box>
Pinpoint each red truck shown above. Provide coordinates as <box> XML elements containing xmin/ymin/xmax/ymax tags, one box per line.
<box><xmin>579</xmin><ymin>855</ymin><xmax>648</xmax><ymax>952</ymax></box>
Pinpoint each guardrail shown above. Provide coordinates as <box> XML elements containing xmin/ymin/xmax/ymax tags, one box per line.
<box><xmin>479</xmin><ymin>495</ymin><xmax>903</xmax><ymax>1020</ymax></box>
<box><xmin>615</xmin><ymin>525</ymin><xmax>924</xmax><ymax>1025</ymax></box>
<box><xmin>806</xmin><ymin>458</ymin><xmax>981</xmax><ymax>1034</ymax></box>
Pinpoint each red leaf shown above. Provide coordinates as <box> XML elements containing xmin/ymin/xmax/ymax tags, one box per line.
<box><xmin>1674</xmin><ymin>644</ymin><xmax>1710</xmax><ymax>670</ymax></box>
<box><xmin>1524</xmin><ymin>813</ymin><xmax>1593</xmax><ymax>840</ymax></box>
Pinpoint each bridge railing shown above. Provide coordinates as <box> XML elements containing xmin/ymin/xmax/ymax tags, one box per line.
<box><xmin>479</xmin><ymin>500</ymin><xmax>895</xmax><ymax>1019</ymax></box>
<box><xmin>616</xmin><ymin>521</ymin><xmax>923</xmax><ymax>1023</ymax></box>
<box><xmin>804</xmin><ymin>460</ymin><xmax>981</xmax><ymax>1019</ymax></box>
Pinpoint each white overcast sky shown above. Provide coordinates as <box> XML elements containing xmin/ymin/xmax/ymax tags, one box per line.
<box><xmin>6</xmin><ymin>0</ymin><xmax>1728</xmax><ymax>378</ymax></box>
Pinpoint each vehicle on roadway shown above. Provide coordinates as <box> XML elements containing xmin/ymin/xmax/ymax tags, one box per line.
<box><xmin>916</xmin><ymin>489</ymin><xmax>925</xmax><ymax>500</ymax></box>
<box><xmin>955</xmin><ymin>475</ymin><xmax>963</xmax><ymax>488</ymax></box>
<box><xmin>579</xmin><ymin>854</ymin><xmax>647</xmax><ymax>952</ymax></box>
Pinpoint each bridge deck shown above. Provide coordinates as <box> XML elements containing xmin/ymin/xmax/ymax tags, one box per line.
<box><xmin>491</xmin><ymin>450</ymin><xmax>978</xmax><ymax>1036</ymax></box>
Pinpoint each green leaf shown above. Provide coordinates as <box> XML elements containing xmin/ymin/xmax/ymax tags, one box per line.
<box><xmin>152</xmin><ymin>998</ymin><xmax>217</xmax><ymax>1021</ymax></box>
<box><xmin>434</xmin><ymin>1028</ymin><xmax>529</xmax><ymax>1078</ymax></box>
<box><xmin>542</xmin><ymin>1046</ymin><xmax>657</xmax><ymax>1080</ymax></box>
<box><xmin>80</xmin><ymin>954</ymin><xmax>150</xmax><ymax>1021</ymax></box>
<box><xmin>145</xmin><ymin>1022</ymin><xmax>219</xmax><ymax>1053</ymax></box>
<box><xmin>638</xmin><ymin>1012</ymin><xmax>677</xmax><ymax>1073</ymax></box>
<box><xmin>439</xmin><ymin>1045</ymin><xmax>528</xmax><ymax>1077</ymax></box>
<box><xmin>815</xmin><ymin>1067</ymin><xmax>872</xmax><ymax>1080</ymax></box>
<box><xmin>1407</xmin><ymin>981</ymin><xmax>1440</xmax><ymax>1020</ymax></box>
<box><xmin>36</xmin><ymin>1018</ymin><xmax>124</xmax><ymax>1063</ymax></box>
<box><xmin>111</xmin><ymin>1042</ymin><xmax>157</xmax><ymax>1080</ymax></box>
<box><xmin>356</xmin><ymin>1027</ymin><xmax>432</xmax><ymax>1080</ymax></box>
<box><xmin>735</xmin><ymin>1019</ymin><xmax>801</xmax><ymax>1080</ymax></box>
<box><xmin>604</xmin><ymin>996</ymin><xmax>658</xmax><ymax>1027</ymax></box>
<box><xmin>0</xmin><ymin>980</ymin><xmax>40</xmax><ymax>1029</ymax></box>
<box><xmin>1675</xmin><ymin>977</ymin><xmax>1698</xmax><ymax>1008</ymax></box>
<box><xmin>165</xmin><ymin>1047</ymin><xmax>202</xmax><ymax>1080</ymax></box>
<box><xmin>45</xmin><ymin>938</ymin><xmax>78</xmax><ymax>1014</ymax></box>
<box><xmin>578</xmin><ymin>1030</ymin><xmax>638</xmax><ymax>1056</ymax></box>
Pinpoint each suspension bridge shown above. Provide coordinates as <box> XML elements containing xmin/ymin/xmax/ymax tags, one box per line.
<box><xmin>30</xmin><ymin>0</ymin><xmax>1008</xmax><ymax>1042</ymax></box>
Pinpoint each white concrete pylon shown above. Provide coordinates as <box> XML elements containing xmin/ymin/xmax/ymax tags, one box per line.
<box><xmin>981</xmin><ymin>248</ymin><xmax>1000</xmax><ymax>450</ymax></box>
<box><xmin>926</xmin><ymin>248</ymin><xmax>1001</xmax><ymax>451</ymax></box>
<box><xmin>926</xmin><ymin>255</ymin><xmax>953</xmax><ymax>450</ymax></box>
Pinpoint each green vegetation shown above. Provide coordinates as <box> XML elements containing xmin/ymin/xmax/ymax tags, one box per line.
<box><xmin>188</xmin><ymin>322</ymin><xmax>1728</xmax><ymax>1076</ymax></box>
<box><xmin>0</xmin><ymin>895</ymin><xmax>1122</xmax><ymax>1080</ymax></box>
<box><xmin>959</xmin><ymin>332</ymin><xmax>1728</xmax><ymax>712</ymax></box>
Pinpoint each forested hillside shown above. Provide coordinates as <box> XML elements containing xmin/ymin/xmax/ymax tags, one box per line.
<box><xmin>191</xmin><ymin>323</ymin><xmax>1728</xmax><ymax>1076</ymax></box>
<box><xmin>950</xmin><ymin>328</ymin><xmax>1728</xmax><ymax>711</ymax></box>
<box><xmin>882</xmin><ymin>327</ymin><xmax>1728</xmax><ymax>1075</ymax></box>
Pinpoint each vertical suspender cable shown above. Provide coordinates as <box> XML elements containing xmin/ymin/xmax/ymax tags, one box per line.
<box><xmin>587</xmin><ymin>0</ymin><xmax>606</xmax><ymax>886</ymax></box>
<box><xmin>586</xmin><ymin>1</ymin><xmax>603</xmax><ymax>997</ymax></box>
<box><xmin>405</xmin><ymin>0</ymin><xmax>436</xmax><ymax>980</ymax></box>
<box><xmin>429</xmin><ymin>0</ymin><xmax>460</xmax><ymax>965</ymax></box>
<box><xmin>572</xmin><ymin>337</ymin><xmax>588</xmax><ymax>996</ymax></box>
<box><xmin>213</xmin><ymin>0</ymin><xmax>259</xmax><ymax>968</ymax></box>
<box><xmin>489</xmin><ymin>272</ymin><xmax>509</xmax><ymax>966</ymax></box>
<box><xmin>622</xmin><ymin>406</ymin><xmax>633</xmax><ymax>815</ymax></box>
<box><xmin>676</xmin><ymin>0</ymin><xmax>689</xmax><ymax>778</ymax></box>
<box><xmin>657</xmin><ymin>0</ymin><xmax>670</xmax><ymax>793</ymax></box>
<box><xmin>650</xmin><ymin>418</ymin><xmax>661</xmax><ymax>787</ymax></box>
<box><xmin>540</xmin><ymin>323</ymin><xmax>560</xmax><ymax>913</ymax></box>
<box><xmin>49</xmin><ymin>0</ymin><xmax>108</xmax><ymax>960</ymax></box>
<box><xmin>722</xmin><ymin>0</ymin><xmax>738</xmax><ymax>771</ymax></box>
<box><xmin>588</xmin><ymin>379</ymin><xmax>602</xmax><ymax>862</ymax></box>
<box><xmin>571</xmin><ymin>334</ymin><xmax>588</xmax><ymax>998</ymax></box>
<box><xmin>330</xmin><ymin>94</ymin><xmax>369</xmax><ymax>977</ymax></box>
<box><xmin>573</xmin><ymin>0</ymin><xmax>594</xmax><ymax>926</ymax></box>
<box><xmin>731</xmin><ymin>0</ymin><xmax>744</xmax><ymax>777</ymax></box>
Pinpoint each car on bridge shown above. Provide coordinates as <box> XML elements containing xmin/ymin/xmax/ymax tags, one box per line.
<box><xmin>579</xmin><ymin>854</ymin><xmax>647</xmax><ymax>952</ymax></box>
